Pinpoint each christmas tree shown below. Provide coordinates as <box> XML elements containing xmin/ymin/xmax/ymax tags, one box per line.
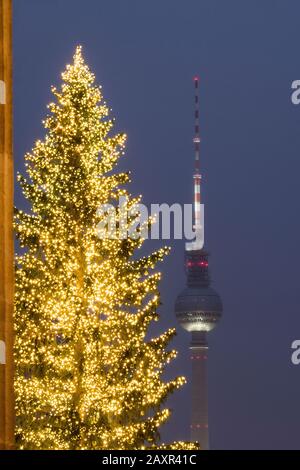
<box><xmin>14</xmin><ymin>47</ymin><xmax>197</xmax><ymax>450</ymax></box>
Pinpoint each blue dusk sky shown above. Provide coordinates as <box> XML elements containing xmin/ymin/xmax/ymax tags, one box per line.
<box><xmin>13</xmin><ymin>0</ymin><xmax>300</xmax><ymax>449</ymax></box>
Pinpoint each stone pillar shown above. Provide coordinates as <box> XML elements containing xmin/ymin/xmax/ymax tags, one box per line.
<box><xmin>0</xmin><ymin>0</ymin><xmax>14</xmax><ymax>450</ymax></box>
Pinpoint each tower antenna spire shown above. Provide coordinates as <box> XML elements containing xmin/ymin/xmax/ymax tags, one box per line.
<box><xmin>186</xmin><ymin>76</ymin><xmax>204</xmax><ymax>251</ymax></box>
<box><xmin>193</xmin><ymin>76</ymin><xmax>201</xmax><ymax>229</ymax></box>
<box><xmin>194</xmin><ymin>76</ymin><xmax>200</xmax><ymax>171</ymax></box>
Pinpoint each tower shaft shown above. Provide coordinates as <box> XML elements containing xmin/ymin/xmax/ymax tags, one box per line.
<box><xmin>0</xmin><ymin>0</ymin><xmax>15</xmax><ymax>450</ymax></box>
<box><xmin>190</xmin><ymin>331</ymin><xmax>209</xmax><ymax>449</ymax></box>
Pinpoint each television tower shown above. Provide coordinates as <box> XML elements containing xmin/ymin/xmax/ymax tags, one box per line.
<box><xmin>0</xmin><ymin>0</ymin><xmax>15</xmax><ymax>450</ymax></box>
<box><xmin>174</xmin><ymin>77</ymin><xmax>222</xmax><ymax>450</ymax></box>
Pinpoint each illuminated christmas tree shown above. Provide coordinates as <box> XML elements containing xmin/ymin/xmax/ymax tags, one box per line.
<box><xmin>14</xmin><ymin>47</ymin><xmax>197</xmax><ymax>450</ymax></box>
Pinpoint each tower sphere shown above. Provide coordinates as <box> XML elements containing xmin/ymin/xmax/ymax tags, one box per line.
<box><xmin>175</xmin><ymin>285</ymin><xmax>222</xmax><ymax>332</ymax></box>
